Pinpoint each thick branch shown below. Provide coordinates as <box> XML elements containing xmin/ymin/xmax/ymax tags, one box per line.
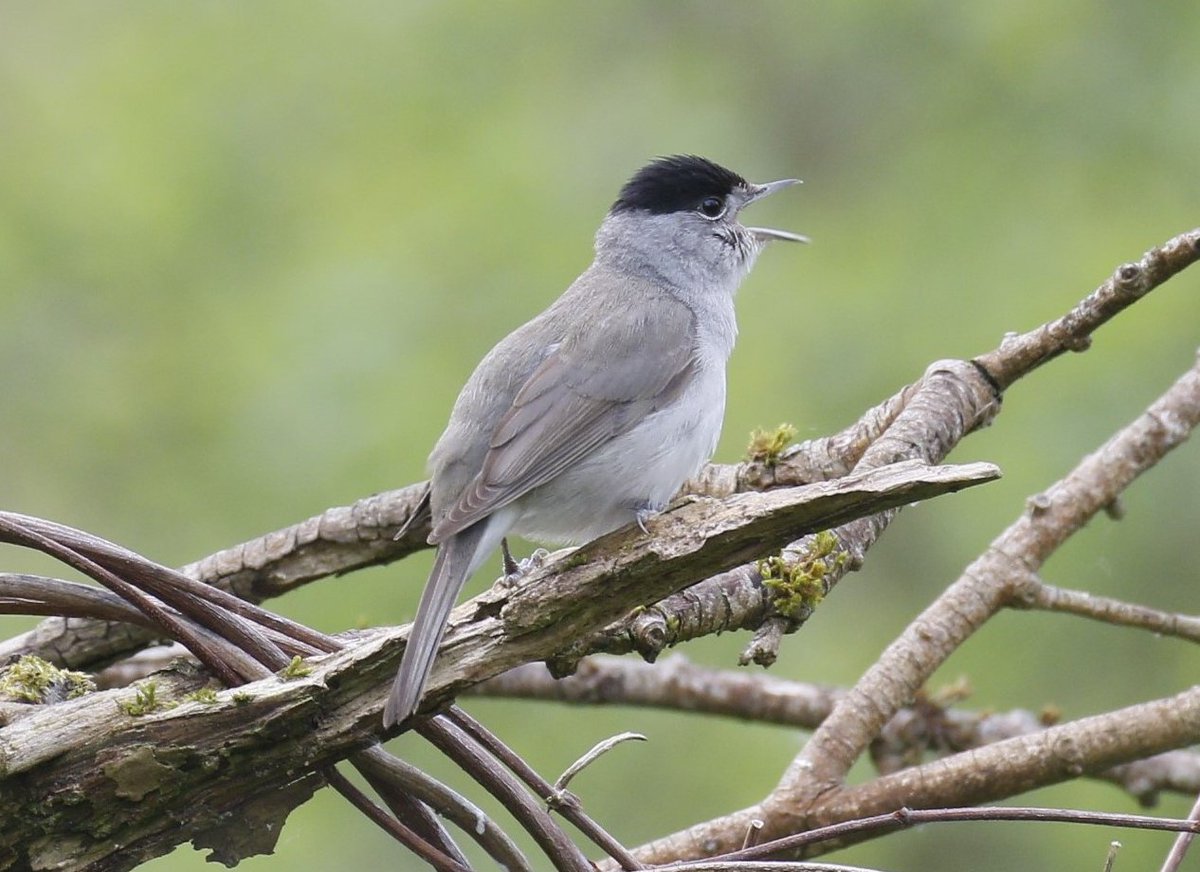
<box><xmin>419</xmin><ymin>461</ymin><xmax>997</xmax><ymax>712</ymax></box>
<box><xmin>0</xmin><ymin>463</ymin><xmax>991</xmax><ymax>868</ymax></box>
<box><xmin>3</xmin><ymin>230</ymin><xmax>1196</xmax><ymax>870</ymax></box>
<box><xmin>804</xmin><ymin>686</ymin><xmax>1200</xmax><ymax>846</ymax></box>
<box><xmin>772</xmin><ymin>352</ymin><xmax>1200</xmax><ymax>817</ymax></box>
<box><xmin>613</xmin><ymin>230</ymin><xmax>1200</xmax><ymax>865</ymax></box>
<box><xmin>478</xmin><ymin>655</ymin><xmax>1200</xmax><ymax>805</ymax></box>
<box><xmin>548</xmin><ymin>359</ymin><xmax>1001</xmax><ymax>674</ymax></box>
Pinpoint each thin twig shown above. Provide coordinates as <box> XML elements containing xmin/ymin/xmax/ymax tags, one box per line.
<box><xmin>474</xmin><ymin>655</ymin><xmax>843</xmax><ymax>728</ymax></box>
<box><xmin>447</xmin><ymin>706</ymin><xmax>646</xmax><ymax>871</ymax></box>
<box><xmin>353</xmin><ymin>745</ymin><xmax>532</xmax><ymax>872</ymax></box>
<box><xmin>477</xmin><ymin>655</ymin><xmax>1200</xmax><ymax>806</ymax></box>
<box><xmin>721</xmin><ymin>806</ymin><xmax>1200</xmax><ymax>862</ymax></box>
<box><xmin>553</xmin><ymin>732</ymin><xmax>646</xmax><ymax>793</ymax></box>
<box><xmin>974</xmin><ymin>229</ymin><xmax>1200</xmax><ymax>390</ymax></box>
<box><xmin>5</xmin><ymin>512</ymin><xmax>340</xmax><ymax>655</ymax></box>
<box><xmin>324</xmin><ymin>766</ymin><xmax>470</xmax><ymax>872</ymax></box>
<box><xmin>419</xmin><ymin>715</ymin><xmax>594</xmax><ymax>872</ymax></box>
<box><xmin>741</xmin><ymin>820</ymin><xmax>765</xmax><ymax>850</ymax></box>
<box><xmin>1158</xmin><ymin>790</ymin><xmax>1200</xmax><ymax>872</ymax></box>
<box><xmin>1011</xmin><ymin>574</ymin><xmax>1200</xmax><ymax>643</ymax></box>
<box><xmin>793</xmin><ymin>355</ymin><xmax>1200</xmax><ymax>793</ymax></box>
<box><xmin>0</xmin><ymin>515</ymin><xmax>247</xmax><ymax>685</ymax></box>
<box><xmin>1104</xmin><ymin>841</ymin><xmax>1122</xmax><ymax>872</ymax></box>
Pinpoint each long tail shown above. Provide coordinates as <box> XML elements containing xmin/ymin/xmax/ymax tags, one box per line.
<box><xmin>383</xmin><ymin>523</ymin><xmax>487</xmax><ymax>727</ymax></box>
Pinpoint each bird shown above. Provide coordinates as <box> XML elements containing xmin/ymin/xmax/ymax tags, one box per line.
<box><xmin>383</xmin><ymin>155</ymin><xmax>805</xmax><ymax>727</ymax></box>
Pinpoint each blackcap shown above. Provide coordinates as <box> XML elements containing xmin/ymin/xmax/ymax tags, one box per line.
<box><xmin>384</xmin><ymin>155</ymin><xmax>805</xmax><ymax>727</ymax></box>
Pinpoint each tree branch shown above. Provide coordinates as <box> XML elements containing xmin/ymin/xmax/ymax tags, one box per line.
<box><xmin>0</xmin><ymin>462</ymin><xmax>990</xmax><ymax>867</ymax></box>
<box><xmin>2</xmin><ymin>229</ymin><xmax>1196</xmax><ymax>870</ymax></box>
<box><xmin>605</xmin><ymin>230</ymin><xmax>1200</xmax><ymax>865</ymax></box>
<box><xmin>475</xmin><ymin>654</ymin><xmax>1200</xmax><ymax>806</ymax></box>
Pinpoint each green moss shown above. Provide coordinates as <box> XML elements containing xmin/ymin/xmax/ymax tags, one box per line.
<box><xmin>232</xmin><ymin>691</ymin><xmax>254</xmax><ymax>706</ymax></box>
<box><xmin>745</xmin><ymin>423</ymin><xmax>797</xmax><ymax>465</ymax></box>
<box><xmin>184</xmin><ymin>687</ymin><xmax>219</xmax><ymax>705</ymax></box>
<box><xmin>119</xmin><ymin>681</ymin><xmax>163</xmax><ymax>716</ymax></box>
<box><xmin>280</xmin><ymin>656</ymin><xmax>313</xmax><ymax>679</ymax></box>
<box><xmin>757</xmin><ymin>532</ymin><xmax>847</xmax><ymax>619</ymax></box>
<box><xmin>0</xmin><ymin>655</ymin><xmax>95</xmax><ymax>703</ymax></box>
<box><xmin>562</xmin><ymin>549</ymin><xmax>591</xmax><ymax>570</ymax></box>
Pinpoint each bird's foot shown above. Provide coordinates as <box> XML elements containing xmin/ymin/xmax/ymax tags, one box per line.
<box><xmin>633</xmin><ymin>500</ymin><xmax>668</xmax><ymax>535</ymax></box>
<box><xmin>498</xmin><ymin>538</ymin><xmax>551</xmax><ymax>588</ymax></box>
<box><xmin>501</xmin><ymin>537</ymin><xmax>521</xmax><ymax>577</ymax></box>
<box><xmin>634</xmin><ymin>495</ymin><xmax>710</xmax><ymax>534</ymax></box>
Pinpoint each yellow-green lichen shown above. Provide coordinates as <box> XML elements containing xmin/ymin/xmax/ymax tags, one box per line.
<box><xmin>927</xmin><ymin>675</ymin><xmax>972</xmax><ymax>707</ymax></box>
<box><xmin>745</xmin><ymin>423</ymin><xmax>797</xmax><ymax>465</ymax></box>
<box><xmin>103</xmin><ymin>746</ymin><xmax>173</xmax><ymax>800</ymax></box>
<box><xmin>119</xmin><ymin>681</ymin><xmax>164</xmax><ymax>716</ymax></box>
<box><xmin>280</xmin><ymin>656</ymin><xmax>313</xmax><ymax>679</ymax></box>
<box><xmin>0</xmin><ymin>655</ymin><xmax>95</xmax><ymax>704</ymax></box>
<box><xmin>562</xmin><ymin>549</ymin><xmax>591</xmax><ymax>570</ymax></box>
<box><xmin>757</xmin><ymin>531</ymin><xmax>847</xmax><ymax>619</ymax></box>
<box><xmin>1039</xmin><ymin>703</ymin><xmax>1062</xmax><ymax>726</ymax></box>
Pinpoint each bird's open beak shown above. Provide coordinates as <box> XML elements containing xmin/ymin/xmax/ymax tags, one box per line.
<box><xmin>744</xmin><ymin>178</ymin><xmax>809</xmax><ymax>244</ymax></box>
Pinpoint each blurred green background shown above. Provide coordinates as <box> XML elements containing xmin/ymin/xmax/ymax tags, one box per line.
<box><xmin>2</xmin><ymin>2</ymin><xmax>1198</xmax><ymax>870</ymax></box>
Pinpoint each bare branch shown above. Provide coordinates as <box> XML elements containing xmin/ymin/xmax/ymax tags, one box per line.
<box><xmin>1105</xmin><ymin>842</ymin><xmax>1122</xmax><ymax>872</ymax></box>
<box><xmin>324</xmin><ymin>766</ymin><xmax>470</xmax><ymax>872</ymax></box>
<box><xmin>1010</xmin><ymin>574</ymin><xmax>1200</xmax><ymax>643</ymax></box>
<box><xmin>610</xmin><ymin>231</ymin><xmax>1200</xmax><ymax>865</ymax></box>
<box><xmin>975</xmin><ymin>229</ymin><xmax>1200</xmax><ymax>390</ymax></box>
<box><xmin>1158</xmin><ymin>790</ymin><xmax>1200</xmax><ymax>872</ymax></box>
<box><xmin>2</xmin><ymin>230</ymin><xmax>1197</xmax><ymax>870</ymax></box>
<box><xmin>788</xmin><ymin>353</ymin><xmax>1200</xmax><ymax>798</ymax></box>
<box><xmin>447</xmin><ymin>707</ymin><xmax>646</xmax><ymax>871</ymax></box>
<box><xmin>476</xmin><ymin>655</ymin><xmax>1200</xmax><ymax>807</ymax></box>
<box><xmin>722</xmin><ymin>804</ymin><xmax>1200</xmax><ymax>862</ymax></box>
<box><xmin>353</xmin><ymin>746</ymin><xmax>532</xmax><ymax>872</ymax></box>
<box><xmin>474</xmin><ymin>655</ymin><xmax>842</xmax><ymax>728</ymax></box>
<box><xmin>418</xmin><ymin>716</ymin><xmax>593</xmax><ymax>872</ymax></box>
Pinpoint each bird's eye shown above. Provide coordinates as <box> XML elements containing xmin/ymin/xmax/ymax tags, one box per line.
<box><xmin>698</xmin><ymin>196</ymin><xmax>726</xmax><ymax>219</ymax></box>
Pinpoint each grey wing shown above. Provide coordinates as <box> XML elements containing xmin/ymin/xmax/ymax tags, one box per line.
<box><xmin>429</xmin><ymin>297</ymin><xmax>697</xmax><ymax>543</ymax></box>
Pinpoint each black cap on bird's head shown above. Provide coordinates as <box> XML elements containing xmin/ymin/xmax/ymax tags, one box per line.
<box><xmin>608</xmin><ymin>155</ymin><xmax>808</xmax><ymax>247</ymax></box>
<box><xmin>611</xmin><ymin>155</ymin><xmax>747</xmax><ymax>216</ymax></box>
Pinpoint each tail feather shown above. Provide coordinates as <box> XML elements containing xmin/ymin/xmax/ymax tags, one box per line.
<box><xmin>383</xmin><ymin>525</ymin><xmax>485</xmax><ymax>727</ymax></box>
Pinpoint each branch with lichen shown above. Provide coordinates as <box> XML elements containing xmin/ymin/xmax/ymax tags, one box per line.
<box><xmin>0</xmin><ymin>461</ymin><xmax>992</xmax><ymax>870</ymax></box>
<box><xmin>611</xmin><ymin>233</ymin><xmax>1200</xmax><ymax>866</ymax></box>
<box><xmin>0</xmin><ymin>229</ymin><xmax>1197</xmax><ymax>872</ymax></box>
<box><xmin>568</xmin><ymin>228</ymin><xmax>1200</xmax><ymax>677</ymax></box>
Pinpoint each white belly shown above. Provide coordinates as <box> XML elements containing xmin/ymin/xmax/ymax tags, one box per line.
<box><xmin>510</xmin><ymin>362</ymin><xmax>726</xmax><ymax>545</ymax></box>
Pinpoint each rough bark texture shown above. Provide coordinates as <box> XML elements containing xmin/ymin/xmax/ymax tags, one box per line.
<box><xmin>0</xmin><ymin>462</ymin><xmax>993</xmax><ymax>870</ymax></box>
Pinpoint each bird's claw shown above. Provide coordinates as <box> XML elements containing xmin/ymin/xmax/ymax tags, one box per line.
<box><xmin>634</xmin><ymin>502</ymin><xmax>664</xmax><ymax>535</ymax></box>
<box><xmin>498</xmin><ymin>543</ymin><xmax>551</xmax><ymax>588</ymax></box>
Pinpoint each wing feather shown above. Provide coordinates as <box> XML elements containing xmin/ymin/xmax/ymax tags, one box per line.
<box><xmin>429</xmin><ymin>294</ymin><xmax>696</xmax><ymax>543</ymax></box>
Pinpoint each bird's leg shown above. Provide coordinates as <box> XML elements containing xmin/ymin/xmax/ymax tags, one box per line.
<box><xmin>498</xmin><ymin>539</ymin><xmax>551</xmax><ymax>588</ymax></box>
<box><xmin>633</xmin><ymin>499</ymin><xmax>668</xmax><ymax>535</ymax></box>
<box><xmin>501</xmin><ymin>537</ymin><xmax>521</xmax><ymax>577</ymax></box>
<box><xmin>634</xmin><ymin>494</ymin><xmax>711</xmax><ymax>534</ymax></box>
